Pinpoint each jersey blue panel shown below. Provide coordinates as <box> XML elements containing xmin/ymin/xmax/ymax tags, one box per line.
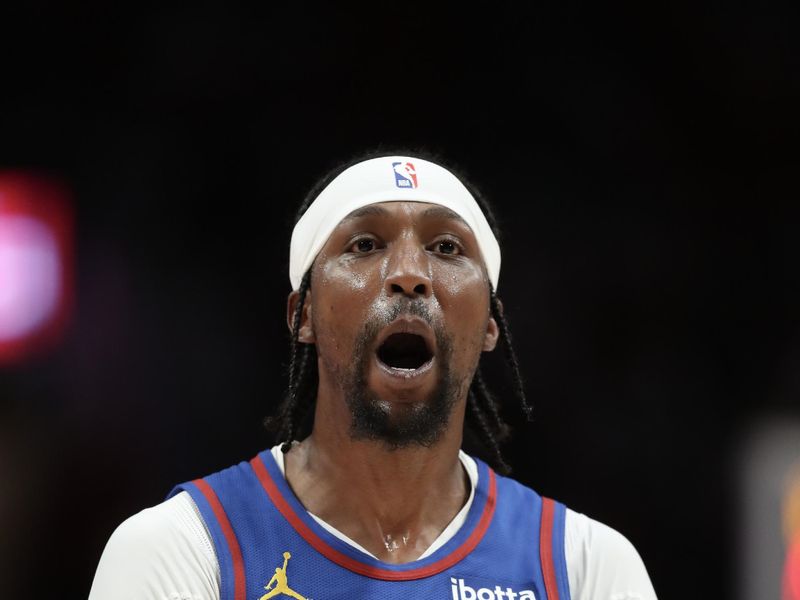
<box><xmin>169</xmin><ymin>451</ymin><xmax>570</xmax><ymax>600</ymax></box>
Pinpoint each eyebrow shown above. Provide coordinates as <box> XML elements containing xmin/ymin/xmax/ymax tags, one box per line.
<box><xmin>340</xmin><ymin>205</ymin><xmax>391</xmax><ymax>222</ymax></box>
<box><xmin>419</xmin><ymin>205</ymin><xmax>469</xmax><ymax>227</ymax></box>
<box><xmin>340</xmin><ymin>204</ymin><xmax>469</xmax><ymax>227</ymax></box>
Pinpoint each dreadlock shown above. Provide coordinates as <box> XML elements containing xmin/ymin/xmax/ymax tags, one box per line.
<box><xmin>265</xmin><ymin>148</ymin><xmax>532</xmax><ymax>474</ymax></box>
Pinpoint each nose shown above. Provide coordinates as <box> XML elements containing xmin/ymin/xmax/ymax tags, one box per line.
<box><xmin>383</xmin><ymin>240</ymin><xmax>432</xmax><ymax>299</ymax></box>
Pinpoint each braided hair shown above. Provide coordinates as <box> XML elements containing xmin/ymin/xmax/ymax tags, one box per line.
<box><xmin>265</xmin><ymin>149</ymin><xmax>532</xmax><ymax>474</ymax></box>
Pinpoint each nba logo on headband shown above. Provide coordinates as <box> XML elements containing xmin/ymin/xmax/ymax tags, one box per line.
<box><xmin>392</xmin><ymin>162</ymin><xmax>418</xmax><ymax>188</ymax></box>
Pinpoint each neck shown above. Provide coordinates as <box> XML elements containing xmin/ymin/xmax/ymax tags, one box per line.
<box><xmin>283</xmin><ymin>383</ymin><xmax>469</xmax><ymax>563</ymax></box>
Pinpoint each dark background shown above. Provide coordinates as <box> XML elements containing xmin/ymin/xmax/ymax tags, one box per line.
<box><xmin>1</xmin><ymin>2</ymin><xmax>799</xmax><ymax>599</ymax></box>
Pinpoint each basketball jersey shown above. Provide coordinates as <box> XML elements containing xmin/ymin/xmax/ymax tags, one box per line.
<box><xmin>168</xmin><ymin>449</ymin><xmax>571</xmax><ymax>600</ymax></box>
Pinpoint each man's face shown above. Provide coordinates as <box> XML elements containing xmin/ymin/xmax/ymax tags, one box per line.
<box><xmin>293</xmin><ymin>201</ymin><xmax>499</xmax><ymax>448</ymax></box>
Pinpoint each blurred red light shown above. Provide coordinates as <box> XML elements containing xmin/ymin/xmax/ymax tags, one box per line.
<box><xmin>0</xmin><ymin>173</ymin><xmax>73</xmax><ymax>364</ymax></box>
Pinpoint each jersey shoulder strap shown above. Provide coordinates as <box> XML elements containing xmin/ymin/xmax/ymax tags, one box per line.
<box><xmin>167</xmin><ymin>460</ymin><xmax>257</xmax><ymax>600</ymax></box>
<box><xmin>540</xmin><ymin>496</ymin><xmax>571</xmax><ymax>600</ymax></box>
<box><xmin>484</xmin><ymin>463</ymin><xmax>572</xmax><ymax>600</ymax></box>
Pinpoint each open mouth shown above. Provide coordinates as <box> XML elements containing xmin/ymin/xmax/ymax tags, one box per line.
<box><xmin>376</xmin><ymin>332</ymin><xmax>434</xmax><ymax>371</ymax></box>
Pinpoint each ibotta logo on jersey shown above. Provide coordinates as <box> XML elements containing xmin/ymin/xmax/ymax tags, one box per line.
<box><xmin>450</xmin><ymin>577</ymin><xmax>536</xmax><ymax>600</ymax></box>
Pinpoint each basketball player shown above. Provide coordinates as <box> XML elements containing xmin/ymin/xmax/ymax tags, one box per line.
<box><xmin>89</xmin><ymin>152</ymin><xmax>658</xmax><ymax>600</ymax></box>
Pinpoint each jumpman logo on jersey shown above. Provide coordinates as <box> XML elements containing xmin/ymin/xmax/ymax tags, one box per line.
<box><xmin>259</xmin><ymin>551</ymin><xmax>307</xmax><ymax>600</ymax></box>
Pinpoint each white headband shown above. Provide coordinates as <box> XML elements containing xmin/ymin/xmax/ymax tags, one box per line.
<box><xmin>289</xmin><ymin>156</ymin><xmax>501</xmax><ymax>291</ymax></box>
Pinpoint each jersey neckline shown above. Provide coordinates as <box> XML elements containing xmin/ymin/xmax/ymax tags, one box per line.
<box><xmin>249</xmin><ymin>450</ymin><xmax>497</xmax><ymax>581</ymax></box>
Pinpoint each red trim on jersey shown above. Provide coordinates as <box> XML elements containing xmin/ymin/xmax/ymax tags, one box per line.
<box><xmin>193</xmin><ymin>478</ymin><xmax>246</xmax><ymax>600</ymax></box>
<box><xmin>539</xmin><ymin>497</ymin><xmax>559</xmax><ymax>600</ymax></box>
<box><xmin>249</xmin><ymin>454</ymin><xmax>497</xmax><ymax>581</ymax></box>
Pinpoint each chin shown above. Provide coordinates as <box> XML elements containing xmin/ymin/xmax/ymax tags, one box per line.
<box><xmin>346</xmin><ymin>384</ymin><xmax>455</xmax><ymax>449</ymax></box>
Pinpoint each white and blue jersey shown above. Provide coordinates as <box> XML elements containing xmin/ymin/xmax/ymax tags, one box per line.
<box><xmin>168</xmin><ymin>449</ymin><xmax>571</xmax><ymax>600</ymax></box>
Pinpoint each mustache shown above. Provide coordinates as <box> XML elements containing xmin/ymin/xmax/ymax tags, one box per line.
<box><xmin>352</xmin><ymin>299</ymin><xmax>438</xmax><ymax>359</ymax></box>
<box><xmin>364</xmin><ymin>299</ymin><xmax>433</xmax><ymax>339</ymax></box>
<box><xmin>379</xmin><ymin>298</ymin><xmax>433</xmax><ymax>326</ymax></box>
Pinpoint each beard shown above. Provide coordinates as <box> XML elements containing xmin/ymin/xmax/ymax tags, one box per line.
<box><xmin>339</xmin><ymin>299</ymin><xmax>460</xmax><ymax>450</ymax></box>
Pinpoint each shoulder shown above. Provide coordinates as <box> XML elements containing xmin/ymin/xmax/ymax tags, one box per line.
<box><xmin>564</xmin><ymin>508</ymin><xmax>658</xmax><ymax>600</ymax></box>
<box><xmin>486</xmin><ymin>469</ymin><xmax>657</xmax><ymax>600</ymax></box>
<box><xmin>89</xmin><ymin>492</ymin><xmax>219</xmax><ymax>600</ymax></box>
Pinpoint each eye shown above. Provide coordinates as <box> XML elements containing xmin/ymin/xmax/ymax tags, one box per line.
<box><xmin>433</xmin><ymin>238</ymin><xmax>461</xmax><ymax>255</ymax></box>
<box><xmin>350</xmin><ymin>237</ymin><xmax>377</xmax><ymax>253</ymax></box>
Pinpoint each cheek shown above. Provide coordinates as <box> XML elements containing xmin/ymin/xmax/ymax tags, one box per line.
<box><xmin>435</xmin><ymin>260</ymin><xmax>487</xmax><ymax>302</ymax></box>
<box><xmin>311</xmin><ymin>254</ymin><xmax>382</xmax><ymax>356</ymax></box>
<box><xmin>434</xmin><ymin>264</ymin><xmax>491</xmax><ymax>360</ymax></box>
<box><xmin>316</xmin><ymin>252</ymin><xmax>374</xmax><ymax>294</ymax></box>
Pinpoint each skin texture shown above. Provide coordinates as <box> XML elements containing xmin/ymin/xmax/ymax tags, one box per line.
<box><xmin>283</xmin><ymin>201</ymin><xmax>499</xmax><ymax>563</ymax></box>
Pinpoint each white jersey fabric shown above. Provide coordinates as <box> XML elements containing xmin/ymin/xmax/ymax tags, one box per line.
<box><xmin>89</xmin><ymin>447</ymin><xmax>657</xmax><ymax>600</ymax></box>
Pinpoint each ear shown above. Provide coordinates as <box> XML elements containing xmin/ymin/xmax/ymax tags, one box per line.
<box><xmin>286</xmin><ymin>289</ymin><xmax>315</xmax><ymax>344</ymax></box>
<box><xmin>482</xmin><ymin>297</ymin><xmax>501</xmax><ymax>351</ymax></box>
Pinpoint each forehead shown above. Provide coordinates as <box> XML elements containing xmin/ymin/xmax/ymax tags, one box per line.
<box><xmin>337</xmin><ymin>201</ymin><xmax>470</xmax><ymax>228</ymax></box>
